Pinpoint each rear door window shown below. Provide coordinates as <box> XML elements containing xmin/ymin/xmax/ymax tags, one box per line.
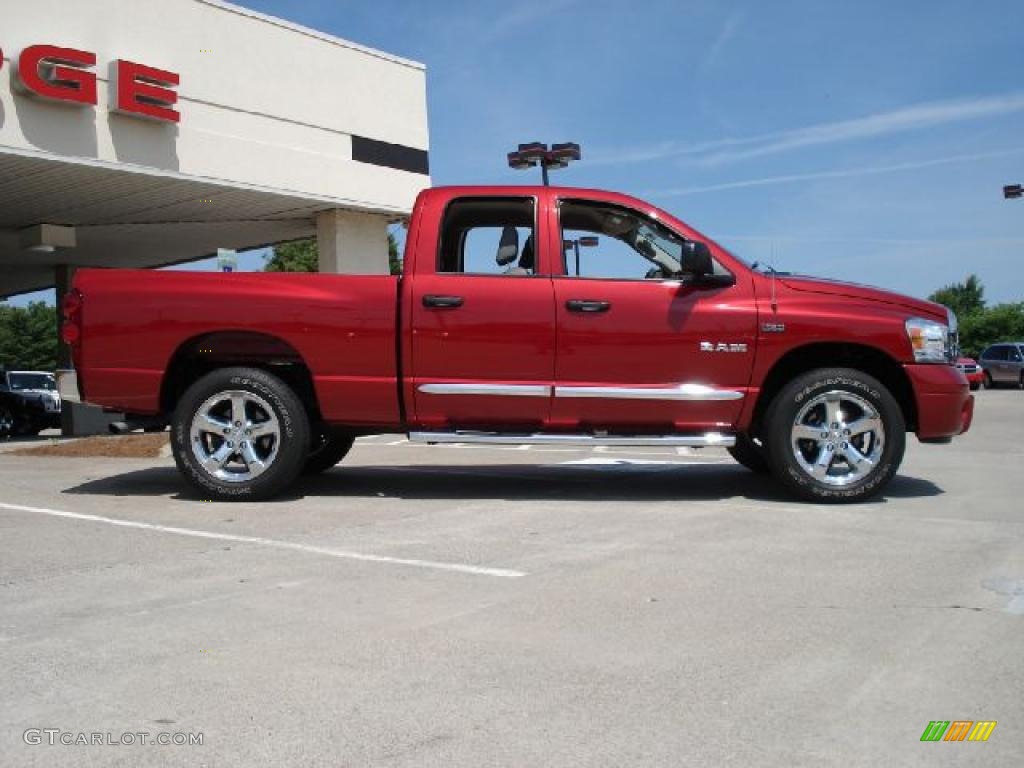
<box><xmin>437</xmin><ymin>197</ymin><xmax>537</xmax><ymax>276</ymax></box>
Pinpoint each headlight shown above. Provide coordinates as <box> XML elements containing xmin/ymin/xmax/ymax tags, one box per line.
<box><xmin>906</xmin><ymin>317</ymin><xmax>950</xmax><ymax>363</ymax></box>
<box><xmin>945</xmin><ymin>307</ymin><xmax>959</xmax><ymax>360</ymax></box>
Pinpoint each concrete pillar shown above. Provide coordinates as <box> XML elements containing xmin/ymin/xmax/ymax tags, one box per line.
<box><xmin>316</xmin><ymin>209</ymin><xmax>390</xmax><ymax>274</ymax></box>
<box><xmin>54</xmin><ymin>265</ymin><xmax>76</xmax><ymax>371</ymax></box>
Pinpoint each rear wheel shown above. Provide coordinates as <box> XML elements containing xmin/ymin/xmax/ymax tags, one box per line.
<box><xmin>171</xmin><ymin>367</ymin><xmax>310</xmax><ymax>501</ymax></box>
<box><xmin>0</xmin><ymin>406</ymin><xmax>14</xmax><ymax>438</ymax></box>
<box><xmin>727</xmin><ymin>433</ymin><xmax>770</xmax><ymax>473</ymax></box>
<box><xmin>303</xmin><ymin>426</ymin><xmax>355</xmax><ymax>475</ymax></box>
<box><xmin>983</xmin><ymin>370</ymin><xmax>994</xmax><ymax>389</ymax></box>
<box><xmin>764</xmin><ymin>368</ymin><xmax>905</xmax><ymax>503</ymax></box>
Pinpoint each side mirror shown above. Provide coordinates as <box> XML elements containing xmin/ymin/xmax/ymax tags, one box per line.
<box><xmin>679</xmin><ymin>241</ymin><xmax>713</xmax><ymax>277</ymax></box>
<box><xmin>678</xmin><ymin>241</ymin><xmax>735</xmax><ymax>288</ymax></box>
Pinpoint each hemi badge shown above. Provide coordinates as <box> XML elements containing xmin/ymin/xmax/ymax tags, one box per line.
<box><xmin>761</xmin><ymin>322</ymin><xmax>786</xmax><ymax>333</ymax></box>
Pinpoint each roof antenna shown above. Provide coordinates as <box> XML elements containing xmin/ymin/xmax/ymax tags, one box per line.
<box><xmin>770</xmin><ymin>241</ymin><xmax>778</xmax><ymax>313</ymax></box>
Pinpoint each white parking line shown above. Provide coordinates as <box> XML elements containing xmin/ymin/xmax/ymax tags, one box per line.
<box><xmin>559</xmin><ymin>458</ymin><xmax>731</xmax><ymax>467</ymax></box>
<box><xmin>0</xmin><ymin>502</ymin><xmax>526</xmax><ymax>579</ymax></box>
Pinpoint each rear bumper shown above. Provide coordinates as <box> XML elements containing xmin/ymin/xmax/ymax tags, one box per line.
<box><xmin>905</xmin><ymin>364</ymin><xmax>973</xmax><ymax>441</ymax></box>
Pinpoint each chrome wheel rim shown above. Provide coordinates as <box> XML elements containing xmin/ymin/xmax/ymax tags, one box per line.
<box><xmin>189</xmin><ymin>390</ymin><xmax>280</xmax><ymax>483</ymax></box>
<box><xmin>790</xmin><ymin>390</ymin><xmax>884</xmax><ymax>487</ymax></box>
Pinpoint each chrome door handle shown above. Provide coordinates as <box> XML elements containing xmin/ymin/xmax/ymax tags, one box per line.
<box><xmin>422</xmin><ymin>294</ymin><xmax>464</xmax><ymax>308</ymax></box>
<box><xmin>565</xmin><ymin>299</ymin><xmax>610</xmax><ymax>313</ymax></box>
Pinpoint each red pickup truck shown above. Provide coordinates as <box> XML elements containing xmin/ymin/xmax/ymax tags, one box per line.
<box><xmin>64</xmin><ymin>185</ymin><xmax>973</xmax><ymax>502</ymax></box>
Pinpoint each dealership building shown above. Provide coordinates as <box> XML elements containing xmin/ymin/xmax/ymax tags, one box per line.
<box><xmin>0</xmin><ymin>0</ymin><xmax>431</xmax><ymax>306</ymax></box>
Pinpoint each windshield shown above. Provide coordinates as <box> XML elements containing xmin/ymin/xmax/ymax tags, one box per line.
<box><xmin>9</xmin><ymin>373</ymin><xmax>56</xmax><ymax>391</ymax></box>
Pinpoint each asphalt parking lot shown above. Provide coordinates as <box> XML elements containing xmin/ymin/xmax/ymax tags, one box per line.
<box><xmin>1</xmin><ymin>391</ymin><xmax>1021</xmax><ymax>767</ymax></box>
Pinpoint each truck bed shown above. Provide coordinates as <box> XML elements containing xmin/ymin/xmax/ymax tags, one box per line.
<box><xmin>73</xmin><ymin>269</ymin><xmax>402</xmax><ymax>426</ymax></box>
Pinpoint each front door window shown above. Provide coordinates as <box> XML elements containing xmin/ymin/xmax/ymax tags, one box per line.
<box><xmin>559</xmin><ymin>200</ymin><xmax>689</xmax><ymax>280</ymax></box>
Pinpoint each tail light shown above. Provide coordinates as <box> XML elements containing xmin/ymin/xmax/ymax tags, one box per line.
<box><xmin>61</xmin><ymin>289</ymin><xmax>83</xmax><ymax>346</ymax></box>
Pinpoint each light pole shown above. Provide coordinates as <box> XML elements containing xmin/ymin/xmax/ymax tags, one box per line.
<box><xmin>1004</xmin><ymin>184</ymin><xmax>1022</xmax><ymax>200</ymax></box>
<box><xmin>564</xmin><ymin>235</ymin><xmax>599</xmax><ymax>276</ymax></box>
<box><xmin>507</xmin><ymin>142</ymin><xmax>581</xmax><ymax>186</ymax></box>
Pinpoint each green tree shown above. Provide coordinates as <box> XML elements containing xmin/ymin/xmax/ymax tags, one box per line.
<box><xmin>264</xmin><ymin>233</ymin><xmax>402</xmax><ymax>274</ymax></box>
<box><xmin>928</xmin><ymin>275</ymin><xmax>1024</xmax><ymax>357</ymax></box>
<box><xmin>0</xmin><ymin>302</ymin><xmax>58</xmax><ymax>371</ymax></box>
<box><xmin>959</xmin><ymin>302</ymin><xmax>1024</xmax><ymax>357</ymax></box>
<box><xmin>928</xmin><ymin>274</ymin><xmax>986</xmax><ymax>320</ymax></box>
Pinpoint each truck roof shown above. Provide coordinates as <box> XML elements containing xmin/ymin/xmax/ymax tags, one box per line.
<box><xmin>418</xmin><ymin>185</ymin><xmax>711</xmax><ymax>248</ymax></box>
<box><xmin>425</xmin><ymin>184</ymin><xmax>650</xmax><ymax>203</ymax></box>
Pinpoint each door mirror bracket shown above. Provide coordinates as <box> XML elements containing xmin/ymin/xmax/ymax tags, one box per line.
<box><xmin>678</xmin><ymin>271</ymin><xmax>736</xmax><ymax>289</ymax></box>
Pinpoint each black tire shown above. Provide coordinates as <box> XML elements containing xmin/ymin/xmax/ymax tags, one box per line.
<box><xmin>0</xmin><ymin>406</ymin><xmax>14</xmax><ymax>439</ymax></box>
<box><xmin>763</xmin><ymin>368</ymin><xmax>905</xmax><ymax>503</ymax></box>
<box><xmin>170</xmin><ymin>367</ymin><xmax>310</xmax><ymax>501</ymax></box>
<box><xmin>727</xmin><ymin>433</ymin><xmax>771</xmax><ymax>473</ymax></box>
<box><xmin>969</xmin><ymin>382</ymin><xmax>980</xmax><ymax>392</ymax></box>
<box><xmin>12</xmin><ymin>417</ymin><xmax>36</xmax><ymax>437</ymax></box>
<box><xmin>303</xmin><ymin>426</ymin><xmax>355</xmax><ymax>475</ymax></box>
<box><xmin>982</xmin><ymin>371</ymin><xmax>994</xmax><ymax>389</ymax></box>
<box><xmin>1018</xmin><ymin>372</ymin><xmax>1024</xmax><ymax>390</ymax></box>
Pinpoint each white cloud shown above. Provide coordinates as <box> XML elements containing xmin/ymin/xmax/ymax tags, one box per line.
<box><xmin>698</xmin><ymin>9</ymin><xmax>745</xmax><ymax>75</ymax></box>
<box><xmin>593</xmin><ymin>92</ymin><xmax>1024</xmax><ymax>166</ymax></box>
<box><xmin>648</xmin><ymin>147</ymin><xmax>1024</xmax><ymax>197</ymax></box>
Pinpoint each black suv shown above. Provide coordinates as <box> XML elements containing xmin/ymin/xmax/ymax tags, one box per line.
<box><xmin>0</xmin><ymin>370</ymin><xmax>62</xmax><ymax>437</ymax></box>
<box><xmin>978</xmin><ymin>343</ymin><xmax>1024</xmax><ymax>389</ymax></box>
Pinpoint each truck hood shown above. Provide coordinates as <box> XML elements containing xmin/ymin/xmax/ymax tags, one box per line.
<box><xmin>780</xmin><ymin>275</ymin><xmax>948</xmax><ymax>321</ymax></box>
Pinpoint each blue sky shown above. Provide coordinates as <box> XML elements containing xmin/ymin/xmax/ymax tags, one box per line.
<box><xmin>7</xmin><ymin>0</ymin><xmax>1024</xmax><ymax>307</ymax></box>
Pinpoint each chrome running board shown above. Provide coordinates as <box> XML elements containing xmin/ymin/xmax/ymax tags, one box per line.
<box><xmin>407</xmin><ymin>431</ymin><xmax>735</xmax><ymax>447</ymax></box>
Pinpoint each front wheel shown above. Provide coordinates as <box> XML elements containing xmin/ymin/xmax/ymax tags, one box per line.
<box><xmin>727</xmin><ymin>434</ymin><xmax>771</xmax><ymax>473</ymax></box>
<box><xmin>982</xmin><ymin>371</ymin><xmax>994</xmax><ymax>389</ymax></box>
<box><xmin>969</xmin><ymin>381</ymin><xmax>980</xmax><ymax>392</ymax></box>
<box><xmin>171</xmin><ymin>367</ymin><xmax>310</xmax><ymax>501</ymax></box>
<box><xmin>763</xmin><ymin>368</ymin><xmax>905</xmax><ymax>503</ymax></box>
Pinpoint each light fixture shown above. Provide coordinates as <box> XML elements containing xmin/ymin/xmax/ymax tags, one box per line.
<box><xmin>19</xmin><ymin>223</ymin><xmax>76</xmax><ymax>252</ymax></box>
<box><xmin>507</xmin><ymin>141</ymin><xmax>581</xmax><ymax>185</ymax></box>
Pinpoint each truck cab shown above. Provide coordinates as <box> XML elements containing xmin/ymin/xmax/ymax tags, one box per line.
<box><xmin>401</xmin><ymin>187</ymin><xmax>755</xmax><ymax>437</ymax></box>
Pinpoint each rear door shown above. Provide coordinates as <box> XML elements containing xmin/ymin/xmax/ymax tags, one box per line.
<box><xmin>984</xmin><ymin>345</ymin><xmax>1009</xmax><ymax>382</ymax></box>
<box><xmin>550</xmin><ymin>197</ymin><xmax>757</xmax><ymax>433</ymax></box>
<box><xmin>406</xmin><ymin>193</ymin><xmax>556</xmax><ymax>430</ymax></box>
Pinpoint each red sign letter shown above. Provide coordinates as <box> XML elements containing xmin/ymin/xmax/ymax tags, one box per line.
<box><xmin>16</xmin><ymin>45</ymin><xmax>97</xmax><ymax>105</ymax></box>
<box><xmin>114</xmin><ymin>60</ymin><xmax>180</xmax><ymax>123</ymax></box>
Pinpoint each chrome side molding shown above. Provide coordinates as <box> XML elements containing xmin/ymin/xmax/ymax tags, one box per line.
<box><xmin>417</xmin><ymin>383</ymin><xmax>550</xmax><ymax>397</ymax></box>
<box><xmin>418</xmin><ymin>382</ymin><xmax>745</xmax><ymax>401</ymax></box>
<box><xmin>408</xmin><ymin>431</ymin><xmax>736</xmax><ymax>447</ymax></box>
<box><xmin>554</xmin><ymin>384</ymin><xmax>744</xmax><ymax>401</ymax></box>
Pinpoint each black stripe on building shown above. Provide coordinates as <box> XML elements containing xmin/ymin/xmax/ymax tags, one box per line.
<box><xmin>351</xmin><ymin>136</ymin><xmax>429</xmax><ymax>175</ymax></box>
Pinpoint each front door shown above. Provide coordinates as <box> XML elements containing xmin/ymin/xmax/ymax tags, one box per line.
<box><xmin>550</xmin><ymin>197</ymin><xmax>758</xmax><ymax>433</ymax></box>
<box><xmin>407</xmin><ymin>194</ymin><xmax>556</xmax><ymax>430</ymax></box>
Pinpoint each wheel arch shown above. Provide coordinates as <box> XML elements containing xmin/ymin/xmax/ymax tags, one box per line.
<box><xmin>160</xmin><ymin>331</ymin><xmax>321</xmax><ymax>420</ymax></box>
<box><xmin>751</xmin><ymin>342</ymin><xmax>917</xmax><ymax>435</ymax></box>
